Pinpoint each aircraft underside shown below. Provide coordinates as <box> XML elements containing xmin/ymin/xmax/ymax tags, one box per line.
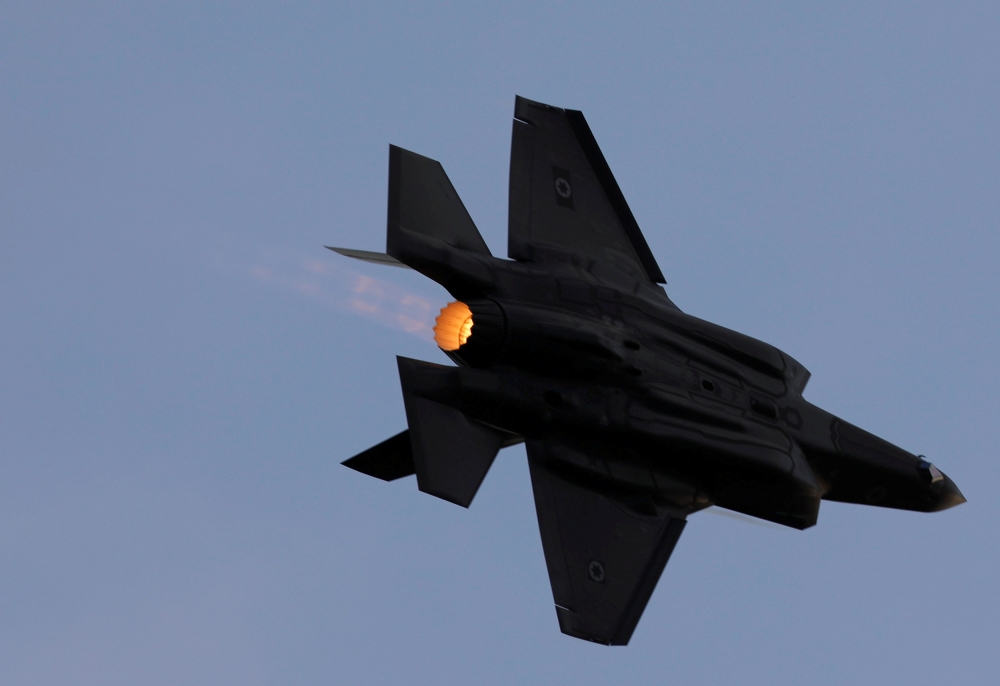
<box><xmin>333</xmin><ymin>96</ymin><xmax>965</xmax><ymax>645</ymax></box>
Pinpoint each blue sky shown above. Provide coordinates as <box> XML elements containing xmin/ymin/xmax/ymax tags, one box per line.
<box><xmin>2</xmin><ymin>2</ymin><xmax>998</xmax><ymax>684</ymax></box>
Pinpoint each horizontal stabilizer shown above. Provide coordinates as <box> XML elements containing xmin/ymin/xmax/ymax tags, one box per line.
<box><xmin>342</xmin><ymin>430</ymin><xmax>416</xmax><ymax>481</ymax></box>
<box><xmin>387</xmin><ymin>145</ymin><xmax>492</xmax><ymax>261</ymax></box>
<box><xmin>326</xmin><ymin>246</ymin><xmax>411</xmax><ymax>269</ymax></box>
<box><xmin>398</xmin><ymin>356</ymin><xmax>507</xmax><ymax>507</ymax></box>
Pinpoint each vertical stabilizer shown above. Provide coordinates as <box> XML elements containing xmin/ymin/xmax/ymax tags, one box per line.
<box><xmin>386</xmin><ymin>145</ymin><xmax>492</xmax><ymax>260</ymax></box>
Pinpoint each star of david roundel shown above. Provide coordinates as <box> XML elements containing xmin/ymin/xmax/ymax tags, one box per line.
<box><xmin>551</xmin><ymin>166</ymin><xmax>574</xmax><ymax>208</ymax></box>
<box><xmin>588</xmin><ymin>560</ymin><xmax>605</xmax><ymax>583</ymax></box>
<box><xmin>555</xmin><ymin>177</ymin><xmax>571</xmax><ymax>197</ymax></box>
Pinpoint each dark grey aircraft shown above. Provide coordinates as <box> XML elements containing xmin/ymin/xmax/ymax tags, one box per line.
<box><xmin>331</xmin><ymin>96</ymin><xmax>965</xmax><ymax>646</ymax></box>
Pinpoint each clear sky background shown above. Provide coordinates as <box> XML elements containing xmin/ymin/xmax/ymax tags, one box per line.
<box><xmin>2</xmin><ymin>2</ymin><xmax>998</xmax><ymax>684</ymax></box>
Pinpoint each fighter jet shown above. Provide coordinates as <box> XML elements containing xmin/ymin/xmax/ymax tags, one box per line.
<box><xmin>331</xmin><ymin>96</ymin><xmax>965</xmax><ymax>646</ymax></box>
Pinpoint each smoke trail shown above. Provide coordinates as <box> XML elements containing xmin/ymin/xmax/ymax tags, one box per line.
<box><xmin>246</xmin><ymin>251</ymin><xmax>439</xmax><ymax>341</ymax></box>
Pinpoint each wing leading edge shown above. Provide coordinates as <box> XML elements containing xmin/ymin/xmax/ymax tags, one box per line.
<box><xmin>526</xmin><ymin>442</ymin><xmax>686</xmax><ymax>645</ymax></box>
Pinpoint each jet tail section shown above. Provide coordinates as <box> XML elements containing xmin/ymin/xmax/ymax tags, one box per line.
<box><xmin>386</xmin><ymin>145</ymin><xmax>492</xmax><ymax>260</ymax></box>
<box><xmin>342</xmin><ymin>430</ymin><xmax>416</xmax><ymax>481</ymax></box>
<box><xmin>325</xmin><ymin>246</ymin><xmax>411</xmax><ymax>269</ymax></box>
<box><xmin>397</xmin><ymin>356</ymin><xmax>507</xmax><ymax>507</ymax></box>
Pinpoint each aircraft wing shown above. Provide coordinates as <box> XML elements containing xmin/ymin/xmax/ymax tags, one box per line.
<box><xmin>526</xmin><ymin>442</ymin><xmax>686</xmax><ymax>645</ymax></box>
<box><xmin>508</xmin><ymin>96</ymin><xmax>666</xmax><ymax>284</ymax></box>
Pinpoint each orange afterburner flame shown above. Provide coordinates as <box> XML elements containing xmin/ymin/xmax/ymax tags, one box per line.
<box><xmin>434</xmin><ymin>300</ymin><xmax>473</xmax><ymax>351</ymax></box>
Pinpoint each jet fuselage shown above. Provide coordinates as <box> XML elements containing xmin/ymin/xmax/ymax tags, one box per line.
<box><xmin>336</xmin><ymin>96</ymin><xmax>964</xmax><ymax>645</ymax></box>
<box><xmin>398</xmin><ymin>234</ymin><xmax>964</xmax><ymax>529</ymax></box>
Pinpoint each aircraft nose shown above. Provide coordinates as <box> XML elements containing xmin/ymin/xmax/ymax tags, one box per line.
<box><xmin>930</xmin><ymin>473</ymin><xmax>967</xmax><ymax>512</ymax></box>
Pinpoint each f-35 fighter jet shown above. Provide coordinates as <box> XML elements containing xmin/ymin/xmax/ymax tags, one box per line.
<box><xmin>332</xmin><ymin>96</ymin><xmax>965</xmax><ymax>645</ymax></box>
